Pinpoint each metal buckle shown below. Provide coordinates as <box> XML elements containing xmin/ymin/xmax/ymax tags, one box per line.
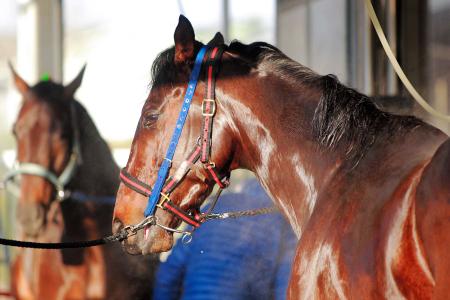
<box><xmin>56</xmin><ymin>189</ymin><xmax>67</xmax><ymax>201</ymax></box>
<box><xmin>156</xmin><ymin>193</ymin><xmax>171</xmax><ymax>209</ymax></box>
<box><xmin>202</xmin><ymin>99</ymin><xmax>216</xmax><ymax>117</ymax></box>
<box><xmin>163</xmin><ymin>157</ymin><xmax>172</xmax><ymax>166</ymax></box>
<box><xmin>182</xmin><ymin>233</ymin><xmax>193</xmax><ymax>244</ymax></box>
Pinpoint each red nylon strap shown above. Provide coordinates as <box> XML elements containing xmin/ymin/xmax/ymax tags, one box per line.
<box><xmin>205</xmin><ymin>164</ymin><xmax>229</xmax><ymax>189</ymax></box>
<box><xmin>0</xmin><ymin>291</ymin><xmax>13</xmax><ymax>297</ymax></box>
<box><xmin>163</xmin><ymin>201</ymin><xmax>201</xmax><ymax>227</ymax></box>
<box><xmin>200</xmin><ymin>47</ymin><xmax>223</xmax><ymax>163</ymax></box>
<box><xmin>119</xmin><ymin>168</ymin><xmax>201</xmax><ymax>227</ymax></box>
<box><xmin>120</xmin><ymin>169</ymin><xmax>151</xmax><ymax>196</ymax></box>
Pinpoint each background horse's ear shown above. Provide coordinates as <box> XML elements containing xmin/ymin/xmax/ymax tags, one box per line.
<box><xmin>8</xmin><ymin>61</ymin><xmax>30</xmax><ymax>96</ymax></box>
<box><xmin>64</xmin><ymin>64</ymin><xmax>86</xmax><ymax>99</ymax></box>
<box><xmin>207</xmin><ymin>32</ymin><xmax>225</xmax><ymax>47</ymax></box>
<box><xmin>174</xmin><ymin>15</ymin><xmax>195</xmax><ymax>64</ymax></box>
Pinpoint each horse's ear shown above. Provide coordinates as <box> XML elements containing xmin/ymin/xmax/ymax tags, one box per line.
<box><xmin>174</xmin><ymin>15</ymin><xmax>195</xmax><ymax>64</ymax></box>
<box><xmin>8</xmin><ymin>61</ymin><xmax>30</xmax><ymax>95</ymax></box>
<box><xmin>64</xmin><ymin>64</ymin><xmax>86</xmax><ymax>98</ymax></box>
<box><xmin>207</xmin><ymin>32</ymin><xmax>224</xmax><ymax>47</ymax></box>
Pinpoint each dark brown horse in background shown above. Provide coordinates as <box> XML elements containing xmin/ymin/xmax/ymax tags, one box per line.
<box><xmin>112</xmin><ymin>16</ymin><xmax>450</xmax><ymax>299</ymax></box>
<box><xmin>8</xmin><ymin>66</ymin><xmax>157</xmax><ymax>299</ymax></box>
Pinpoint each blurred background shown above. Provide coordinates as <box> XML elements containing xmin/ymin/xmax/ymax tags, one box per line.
<box><xmin>0</xmin><ymin>0</ymin><xmax>449</xmax><ymax>292</ymax></box>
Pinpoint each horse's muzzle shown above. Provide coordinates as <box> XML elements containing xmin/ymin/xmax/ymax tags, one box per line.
<box><xmin>113</xmin><ymin>219</ymin><xmax>143</xmax><ymax>255</ymax></box>
<box><xmin>113</xmin><ymin>218</ymin><xmax>173</xmax><ymax>255</ymax></box>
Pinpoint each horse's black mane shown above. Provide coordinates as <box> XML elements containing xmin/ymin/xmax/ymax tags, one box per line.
<box><xmin>150</xmin><ymin>40</ymin><xmax>424</xmax><ymax>164</ymax></box>
<box><xmin>312</xmin><ymin>75</ymin><xmax>422</xmax><ymax>164</ymax></box>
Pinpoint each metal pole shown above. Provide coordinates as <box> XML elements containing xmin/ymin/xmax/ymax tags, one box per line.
<box><xmin>385</xmin><ymin>0</ymin><xmax>397</xmax><ymax>95</ymax></box>
<box><xmin>222</xmin><ymin>0</ymin><xmax>229</xmax><ymax>43</ymax></box>
<box><xmin>16</xmin><ymin>0</ymin><xmax>63</xmax><ymax>82</ymax></box>
<box><xmin>347</xmin><ymin>0</ymin><xmax>372</xmax><ymax>95</ymax></box>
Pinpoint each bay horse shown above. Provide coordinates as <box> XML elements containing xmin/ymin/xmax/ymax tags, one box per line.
<box><xmin>7</xmin><ymin>66</ymin><xmax>157</xmax><ymax>299</ymax></box>
<box><xmin>112</xmin><ymin>16</ymin><xmax>450</xmax><ymax>299</ymax></box>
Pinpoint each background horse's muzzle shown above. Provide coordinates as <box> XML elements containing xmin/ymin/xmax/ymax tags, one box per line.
<box><xmin>16</xmin><ymin>202</ymin><xmax>46</xmax><ymax>237</ymax></box>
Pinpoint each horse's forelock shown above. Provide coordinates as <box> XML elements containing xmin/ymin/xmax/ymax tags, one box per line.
<box><xmin>30</xmin><ymin>81</ymin><xmax>65</xmax><ymax>103</ymax></box>
<box><xmin>150</xmin><ymin>41</ymin><xmax>204</xmax><ymax>88</ymax></box>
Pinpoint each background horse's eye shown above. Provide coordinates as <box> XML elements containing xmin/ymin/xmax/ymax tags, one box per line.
<box><xmin>143</xmin><ymin>113</ymin><xmax>159</xmax><ymax>128</ymax></box>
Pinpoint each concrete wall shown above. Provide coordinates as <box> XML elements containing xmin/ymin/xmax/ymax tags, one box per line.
<box><xmin>277</xmin><ymin>0</ymin><xmax>348</xmax><ymax>84</ymax></box>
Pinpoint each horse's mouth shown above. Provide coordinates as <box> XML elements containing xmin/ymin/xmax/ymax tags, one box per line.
<box><xmin>121</xmin><ymin>225</ymin><xmax>174</xmax><ymax>255</ymax></box>
<box><xmin>121</xmin><ymin>238</ymin><xmax>142</xmax><ymax>255</ymax></box>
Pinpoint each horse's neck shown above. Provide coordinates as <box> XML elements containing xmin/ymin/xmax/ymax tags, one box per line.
<box><xmin>218</xmin><ymin>82</ymin><xmax>339</xmax><ymax>237</ymax></box>
<box><xmin>253</xmin><ymin>150</ymin><xmax>337</xmax><ymax>238</ymax></box>
<box><xmin>69</xmin><ymin>102</ymin><xmax>119</xmax><ymax>196</ymax></box>
<box><xmin>219</xmin><ymin>74</ymin><xmax>446</xmax><ymax>237</ymax></box>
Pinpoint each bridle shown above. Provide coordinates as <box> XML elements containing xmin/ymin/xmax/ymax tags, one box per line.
<box><xmin>2</xmin><ymin>102</ymin><xmax>81</xmax><ymax>202</ymax></box>
<box><xmin>120</xmin><ymin>45</ymin><xmax>231</xmax><ymax>237</ymax></box>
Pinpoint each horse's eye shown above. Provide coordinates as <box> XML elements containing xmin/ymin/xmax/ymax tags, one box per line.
<box><xmin>142</xmin><ymin>113</ymin><xmax>159</xmax><ymax>128</ymax></box>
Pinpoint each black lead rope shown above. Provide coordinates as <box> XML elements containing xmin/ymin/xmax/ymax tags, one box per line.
<box><xmin>0</xmin><ymin>231</ymin><xmax>128</xmax><ymax>249</ymax></box>
<box><xmin>0</xmin><ymin>205</ymin><xmax>278</xmax><ymax>249</ymax></box>
<box><xmin>0</xmin><ymin>214</ymin><xmax>150</xmax><ymax>249</ymax></box>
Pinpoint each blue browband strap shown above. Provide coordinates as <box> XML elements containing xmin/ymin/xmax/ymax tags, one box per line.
<box><xmin>144</xmin><ymin>45</ymin><xmax>209</xmax><ymax>217</ymax></box>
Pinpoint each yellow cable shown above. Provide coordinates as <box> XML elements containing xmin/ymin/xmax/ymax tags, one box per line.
<box><xmin>364</xmin><ymin>0</ymin><xmax>450</xmax><ymax>122</ymax></box>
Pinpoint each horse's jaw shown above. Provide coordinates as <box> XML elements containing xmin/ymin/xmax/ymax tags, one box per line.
<box><xmin>121</xmin><ymin>225</ymin><xmax>174</xmax><ymax>255</ymax></box>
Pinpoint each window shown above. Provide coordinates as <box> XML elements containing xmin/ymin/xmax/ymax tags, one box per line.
<box><xmin>64</xmin><ymin>0</ymin><xmax>276</xmax><ymax>166</ymax></box>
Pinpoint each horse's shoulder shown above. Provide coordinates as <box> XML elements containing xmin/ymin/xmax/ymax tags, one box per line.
<box><xmin>415</xmin><ymin>136</ymin><xmax>450</xmax><ymax>227</ymax></box>
<box><xmin>417</xmin><ymin>137</ymin><xmax>450</xmax><ymax>200</ymax></box>
<box><xmin>414</xmin><ymin>137</ymin><xmax>450</xmax><ymax>295</ymax></box>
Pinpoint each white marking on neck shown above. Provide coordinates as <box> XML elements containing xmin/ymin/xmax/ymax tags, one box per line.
<box><xmin>384</xmin><ymin>173</ymin><xmax>435</xmax><ymax>299</ymax></box>
<box><xmin>292</xmin><ymin>153</ymin><xmax>318</xmax><ymax>217</ymax></box>
<box><xmin>299</xmin><ymin>243</ymin><xmax>347</xmax><ymax>299</ymax></box>
<box><xmin>411</xmin><ymin>209</ymin><xmax>435</xmax><ymax>284</ymax></box>
<box><xmin>217</xmin><ymin>91</ymin><xmax>277</xmax><ymax>180</ymax></box>
<box><xmin>384</xmin><ymin>182</ymin><xmax>414</xmax><ymax>299</ymax></box>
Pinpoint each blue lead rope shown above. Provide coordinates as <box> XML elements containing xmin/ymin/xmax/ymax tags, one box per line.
<box><xmin>144</xmin><ymin>46</ymin><xmax>209</xmax><ymax>217</ymax></box>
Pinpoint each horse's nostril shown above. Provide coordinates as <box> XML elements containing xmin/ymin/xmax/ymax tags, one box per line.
<box><xmin>112</xmin><ymin>219</ymin><xmax>124</xmax><ymax>235</ymax></box>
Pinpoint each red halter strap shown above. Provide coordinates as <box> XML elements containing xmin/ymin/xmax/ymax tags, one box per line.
<box><xmin>199</xmin><ymin>47</ymin><xmax>229</xmax><ymax>188</ymax></box>
<box><xmin>119</xmin><ymin>46</ymin><xmax>228</xmax><ymax>230</ymax></box>
<box><xmin>120</xmin><ymin>169</ymin><xmax>201</xmax><ymax>228</ymax></box>
<box><xmin>200</xmin><ymin>47</ymin><xmax>221</xmax><ymax>163</ymax></box>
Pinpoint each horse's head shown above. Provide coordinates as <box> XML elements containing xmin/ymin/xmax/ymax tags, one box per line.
<box><xmin>113</xmin><ymin>16</ymin><xmax>239</xmax><ymax>254</ymax></box>
<box><xmin>8</xmin><ymin>65</ymin><xmax>85</xmax><ymax>237</ymax></box>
